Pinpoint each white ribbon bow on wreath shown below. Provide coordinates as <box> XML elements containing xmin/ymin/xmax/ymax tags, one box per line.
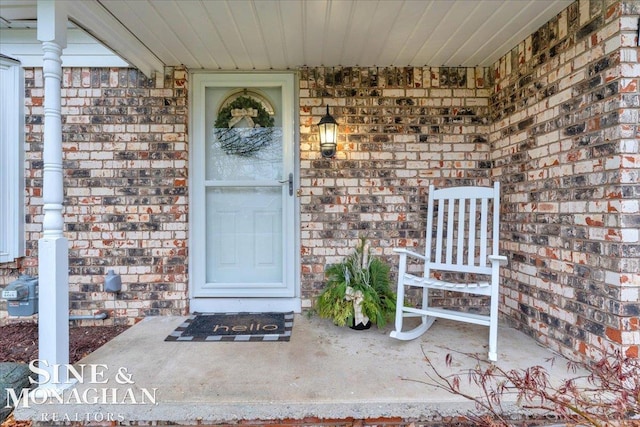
<box><xmin>228</xmin><ymin>108</ymin><xmax>258</xmax><ymax>128</ymax></box>
<box><xmin>345</xmin><ymin>286</ymin><xmax>369</xmax><ymax>326</ymax></box>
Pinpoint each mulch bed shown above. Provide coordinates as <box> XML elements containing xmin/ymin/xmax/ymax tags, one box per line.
<box><xmin>0</xmin><ymin>322</ymin><xmax>129</xmax><ymax>364</ymax></box>
<box><xmin>0</xmin><ymin>414</ymin><xmax>30</xmax><ymax>427</ymax></box>
<box><xmin>1</xmin><ymin>322</ymin><xmax>129</xmax><ymax>427</ymax></box>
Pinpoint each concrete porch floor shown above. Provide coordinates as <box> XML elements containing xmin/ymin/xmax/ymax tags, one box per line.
<box><xmin>16</xmin><ymin>315</ymin><xmax>586</xmax><ymax>425</ymax></box>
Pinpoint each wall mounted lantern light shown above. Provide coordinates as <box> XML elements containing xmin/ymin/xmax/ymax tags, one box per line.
<box><xmin>317</xmin><ymin>105</ymin><xmax>338</xmax><ymax>158</ymax></box>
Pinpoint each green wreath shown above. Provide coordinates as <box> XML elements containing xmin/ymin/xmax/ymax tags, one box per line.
<box><xmin>214</xmin><ymin>96</ymin><xmax>274</xmax><ymax>129</ymax></box>
<box><xmin>213</xmin><ymin>96</ymin><xmax>275</xmax><ymax>157</ymax></box>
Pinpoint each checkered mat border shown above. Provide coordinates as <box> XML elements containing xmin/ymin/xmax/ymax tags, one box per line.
<box><xmin>165</xmin><ymin>312</ymin><xmax>293</xmax><ymax>342</ymax></box>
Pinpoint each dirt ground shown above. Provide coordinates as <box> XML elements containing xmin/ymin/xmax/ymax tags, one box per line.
<box><xmin>0</xmin><ymin>322</ymin><xmax>129</xmax><ymax>364</ymax></box>
<box><xmin>1</xmin><ymin>322</ymin><xmax>129</xmax><ymax>427</ymax></box>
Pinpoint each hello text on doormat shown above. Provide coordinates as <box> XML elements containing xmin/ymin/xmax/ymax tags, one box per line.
<box><xmin>165</xmin><ymin>312</ymin><xmax>293</xmax><ymax>342</ymax></box>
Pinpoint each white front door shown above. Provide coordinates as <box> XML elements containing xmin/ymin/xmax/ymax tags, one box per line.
<box><xmin>190</xmin><ymin>73</ymin><xmax>299</xmax><ymax>313</ymax></box>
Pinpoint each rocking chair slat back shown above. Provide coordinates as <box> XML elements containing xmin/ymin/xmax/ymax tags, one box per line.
<box><xmin>428</xmin><ymin>186</ymin><xmax>497</xmax><ymax>273</ymax></box>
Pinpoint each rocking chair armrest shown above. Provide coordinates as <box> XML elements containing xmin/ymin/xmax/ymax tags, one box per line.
<box><xmin>393</xmin><ymin>248</ymin><xmax>426</xmax><ymax>260</ymax></box>
<box><xmin>489</xmin><ymin>254</ymin><xmax>508</xmax><ymax>266</ymax></box>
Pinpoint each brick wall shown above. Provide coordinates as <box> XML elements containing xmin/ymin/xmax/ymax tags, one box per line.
<box><xmin>0</xmin><ymin>66</ymin><xmax>190</xmax><ymax>324</ymax></box>
<box><xmin>618</xmin><ymin>0</ymin><xmax>640</xmax><ymax>358</ymax></box>
<box><xmin>2</xmin><ymin>65</ymin><xmax>496</xmax><ymax>322</ymax></box>
<box><xmin>491</xmin><ymin>0</ymin><xmax>640</xmax><ymax>359</ymax></box>
<box><xmin>298</xmin><ymin>66</ymin><xmax>494</xmax><ymax>307</ymax></box>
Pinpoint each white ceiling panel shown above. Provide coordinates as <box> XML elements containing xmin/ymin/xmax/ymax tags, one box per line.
<box><xmin>321</xmin><ymin>0</ymin><xmax>353</xmax><ymax>66</ymax></box>
<box><xmin>121</xmin><ymin>0</ymin><xmax>185</xmax><ymax>66</ymax></box>
<box><xmin>176</xmin><ymin>2</ymin><xmax>224</xmax><ymax>69</ymax></box>
<box><xmin>337</xmin><ymin>2</ymin><xmax>378</xmax><ymax>66</ymax></box>
<box><xmin>0</xmin><ymin>0</ymin><xmax>574</xmax><ymax>75</ymax></box>
<box><xmin>150</xmin><ymin>1</ymin><xmax>203</xmax><ymax>67</ymax></box>
<box><xmin>200</xmin><ymin>0</ymin><xmax>243</xmax><ymax>69</ymax></box>
<box><xmin>278</xmin><ymin>1</ymin><xmax>304</xmax><ymax>68</ymax></box>
<box><xmin>253</xmin><ymin>1</ymin><xmax>288</xmax><ymax>69</ymax></box>
<box><xmin>382</xmin><ymin>2</ymin><xmax>430</xmax><ymax>66</ymax></box>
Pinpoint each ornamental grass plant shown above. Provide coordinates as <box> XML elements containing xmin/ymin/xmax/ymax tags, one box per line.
<box><xmin>315</xmin><ymin>237</ymin><xmax>396</xmax><ymax>328</ymax></box>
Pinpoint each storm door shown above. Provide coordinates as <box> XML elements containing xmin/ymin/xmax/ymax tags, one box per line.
<box><xmin>190</xmin><ymin>73</ymin><xmax>298</xmax><ymax>313</ymax></box>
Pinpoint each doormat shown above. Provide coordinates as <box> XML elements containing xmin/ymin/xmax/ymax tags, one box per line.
<box><xmin>165</xmin><ymin>312</ymin><xmax>293</xmax><ymax>342</ymax></box>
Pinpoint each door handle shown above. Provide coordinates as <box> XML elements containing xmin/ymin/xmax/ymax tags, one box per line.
<box><xmin>279</xmin><ymin>173</ymin><xmax>293</xmax><ymax>196</ymax></box>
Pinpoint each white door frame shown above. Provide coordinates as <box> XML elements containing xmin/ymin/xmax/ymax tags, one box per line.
<box><xmin>189</xmin><ymin>72</ymin><xmax>300</xmax><ymax>313</ymax></box>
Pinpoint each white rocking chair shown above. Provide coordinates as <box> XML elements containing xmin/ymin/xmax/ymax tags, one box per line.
<box><xmin>390</xmin><ymin>182</ymin><xmax>507</xmax><ymax>361</ymax></box>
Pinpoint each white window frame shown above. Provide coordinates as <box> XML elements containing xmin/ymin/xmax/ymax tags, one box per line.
<box><xmin>0</xmin><ymin>56</ymin><xmax>25</xmax><ymax>262</ymax></box>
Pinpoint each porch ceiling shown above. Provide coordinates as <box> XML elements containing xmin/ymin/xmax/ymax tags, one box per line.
<box><xmin>0</xmin><ymin>0</ymin><xmax>573</xmax><ymax>77</ymax></box>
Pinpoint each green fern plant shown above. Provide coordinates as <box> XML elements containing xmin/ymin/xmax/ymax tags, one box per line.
<box><xmin>315</xmin><ymin>237</ymin><xmax>396</xmax><ymax>328</ymax></box>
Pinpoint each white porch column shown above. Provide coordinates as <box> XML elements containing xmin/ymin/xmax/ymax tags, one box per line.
<box><xmin>36</xmin><ymin>0</ymin><xmax>70</xmax><ymax>388</ymax></box>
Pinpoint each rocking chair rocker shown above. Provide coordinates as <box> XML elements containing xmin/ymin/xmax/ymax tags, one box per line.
<box><xmin>390</xmin><ymin>182</ymin><xmax>507</xmax><ymax>361</ymax></box>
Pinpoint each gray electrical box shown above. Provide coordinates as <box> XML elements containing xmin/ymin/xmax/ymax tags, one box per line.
<box><xmin>2</xmin><ymin>275</ymin><xmax>38</xmax><ymax>316</ymax></box>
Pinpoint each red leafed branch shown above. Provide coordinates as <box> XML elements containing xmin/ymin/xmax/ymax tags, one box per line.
<box><xmin>405</xmin><ymin>347</ymin><xmax>640</xmax><ymax>427</ymax></box>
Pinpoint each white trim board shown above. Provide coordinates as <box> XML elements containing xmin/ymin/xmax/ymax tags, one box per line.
<box><xmin>0</xmin><ymin>28</ymin><xmax>129</xmax><ymax>67</ymax></box>
<box><xmin>0</xmin><ymin>56</ymin><xmax>25</xmax><ymax>262</ymax></box>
